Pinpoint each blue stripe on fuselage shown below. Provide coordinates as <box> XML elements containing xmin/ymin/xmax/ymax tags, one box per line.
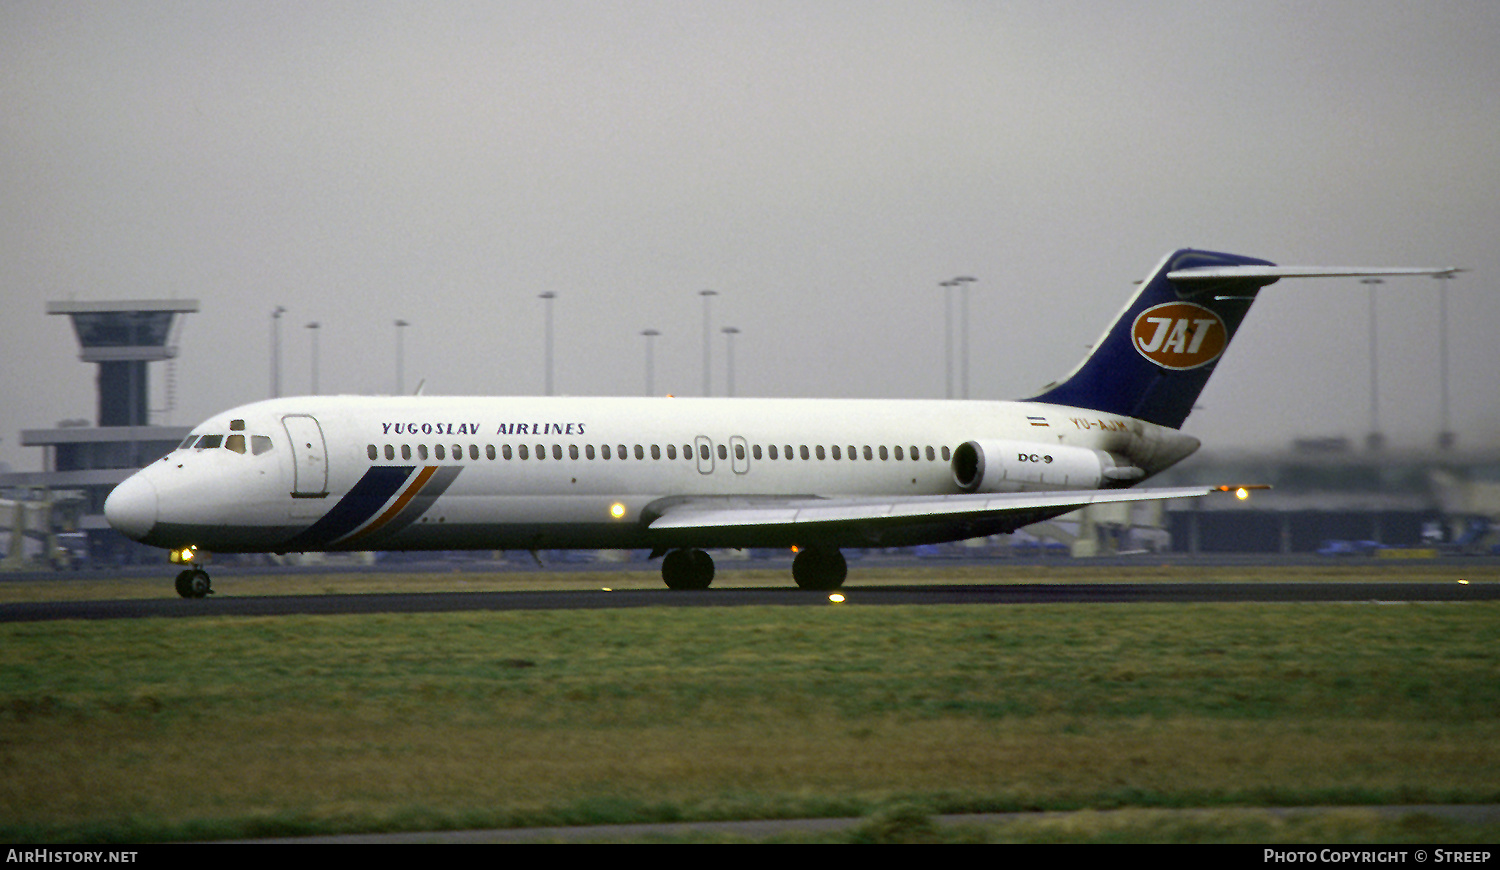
<box><xmin>282</xmin><ymin>466</ymin><xmax>417</xmax><ymax>550</ymax></box>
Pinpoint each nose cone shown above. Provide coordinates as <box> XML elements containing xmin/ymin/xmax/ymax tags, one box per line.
<box><xmin>105</xmin><ymin>474</ymin><xmax>158</xmax><ymax>541</ymax></box>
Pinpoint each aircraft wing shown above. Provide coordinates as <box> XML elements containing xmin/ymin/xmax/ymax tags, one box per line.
<box><xmin>645</xmin><ymin>485</ymin><xmax>1247</xmax><ymax>533</ymax></box>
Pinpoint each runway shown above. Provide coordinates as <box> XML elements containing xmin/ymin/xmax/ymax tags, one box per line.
<box><xmin>3</xmin><ymin>579</ymin><xmax>1495</xmax><ymax>622</ymax></box>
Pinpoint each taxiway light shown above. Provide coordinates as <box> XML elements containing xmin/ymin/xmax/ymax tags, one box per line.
<box><xmin>828</xmin><ymin>593</ymin><xmax>846</xmax><ymax>604</ymax></box>
<box><xmin>1236</xmin><ymin>487</ymin><xmax>1250</xmax><ymax>500</ymax></box>
<box><xmin>609</xmin><ymin>502</ymin><xmax>626</xmax><ymax>519</ymax></box>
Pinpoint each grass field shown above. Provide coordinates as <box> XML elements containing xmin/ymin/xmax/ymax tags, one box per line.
<box><xmin>2</xmin><ymin>561</ymin><xmax>1498</xmax><ymax>843</ymax></box>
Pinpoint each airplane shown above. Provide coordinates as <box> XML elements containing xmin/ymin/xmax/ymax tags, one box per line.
<box><xmin>103</xmin><ymin>248</ymin><xmax>1458</xmax><ymax>598</ymax></box>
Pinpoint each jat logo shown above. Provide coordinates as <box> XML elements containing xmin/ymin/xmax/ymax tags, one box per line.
<box><xmin>1131</xmin><ymin>302</ymin><xmax>1227</xmax><ymax>370</ymax></box>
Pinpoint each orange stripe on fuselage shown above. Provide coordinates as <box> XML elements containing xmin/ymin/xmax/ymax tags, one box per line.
<box><xmin>345</xmin><ymin>465</ymin><xmax>438</xmax><ymax>542</ymax></box>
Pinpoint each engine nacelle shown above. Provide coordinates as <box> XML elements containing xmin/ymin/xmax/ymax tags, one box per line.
<box><xmin>951</xmin><ymin>439</ymin><xmax>1144</xmax><ymax>492</ymax></box>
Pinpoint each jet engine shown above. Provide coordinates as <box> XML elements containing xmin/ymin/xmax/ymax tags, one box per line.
<box><xmin>950</xmin><ymin>439</ymin><xmax>1145</xmax><ymax>493</ymax></box>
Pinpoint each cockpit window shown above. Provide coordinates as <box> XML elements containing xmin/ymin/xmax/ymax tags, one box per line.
<box><xmin>179</xmin><ymin>435</ymin><xmax>199</xmax><ymax>450</ymax></box>
<box><xmin>197</xmin><ymin>435</ymin><xmax>223</xmax><ymax>450</ymax></box>
<box><xmin>251</xmin><ymin>435</ymin><xmax>273</xmax><ymax>455</ymax></box>
<box><xmin>225</xmin><ymin>434</ymin><xmax>247</xmax><ymax>454</ymax></box>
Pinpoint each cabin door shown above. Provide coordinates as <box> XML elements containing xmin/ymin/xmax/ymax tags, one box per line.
<box><xmin>282</xmin><ymin>414</ymin><xmax>330</xmax><ymax>499</ymax></box>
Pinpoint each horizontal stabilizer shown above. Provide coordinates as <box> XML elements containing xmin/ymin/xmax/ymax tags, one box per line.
<box><xmin>1168</xmin><ymin>265</ymin><xmax>1461</xmax><ymax>283</ymax></box>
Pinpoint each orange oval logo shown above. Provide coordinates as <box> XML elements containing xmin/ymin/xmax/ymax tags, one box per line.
<box><xmin>1131</xmin><ymin>302</ymin><xmax>1226</xmax><ymax>370</ymax></box>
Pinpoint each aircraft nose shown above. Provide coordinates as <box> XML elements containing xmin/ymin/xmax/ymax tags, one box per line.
<box><xmin>104</xmin><ymin>474</ymin><xmax>158</xmax><ymax>541</ymax></box>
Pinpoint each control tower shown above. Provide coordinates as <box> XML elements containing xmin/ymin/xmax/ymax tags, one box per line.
<box><xmin>47</xmin><ymin>299</ymin><xmax>199</xmax><ymax>426</ymax></box>
<box><xmin>0</xmin><ymin>300</ymin><xmax>199</xmax><ymax>566</ymax></box>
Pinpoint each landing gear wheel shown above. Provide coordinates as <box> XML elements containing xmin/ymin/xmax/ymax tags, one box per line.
<box><xmin>792</xmin><ymin>546</ymin><xmax>847</xmax><ymax>590</ymax></box>
<box><xmin>661</xmin><ymin>548</ymin><xmax>715</xmax><ymax>590</ymax></box>
<box><xmin>174</xmin><ymin>568</ymin><xmax>212</xmax><ymax>599</ymax></box>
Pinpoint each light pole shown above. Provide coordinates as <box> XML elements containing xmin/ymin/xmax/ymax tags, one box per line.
<box><xmin>939</xmin><ymin>280</ymin><xmax>957</xmax><ymax>399</ymax></box>
<box><xmin>722</xmin><ymin>326</ymin><xmax>740</xmax><ymax>397</ymax></box>
<box><xmin>538</xmin><ymin>291</ymin><xmax>556</xmax><ymax>396</ymax></box>
<box><xmin>305</xmin><ymin>321</ymin><xmax>321</xmax><ymax>395</ymax></box>
<box><xmin>270</xmin><ymin>306</ymin><xmax>286</xmax><ymax>398</ymax></box>
<box><xmin>394</xmin><ymin>319</ymin><xmax>409</xmax><ymax>395</ymax></box>
<box><xmin>954</xmin><ymin>276</ymin><xmax>977</xmax><ymax>399</ymax></box>
<box><xmin>1435</xmin><ymin>272</ymin><xmax>1456</xmax><ymax>449</ymax></box>
<box><xmin>699</xmin><ymin>290</ymin><xmax>717</xmax><ymax>396</ymax></box>
<box><xmin>1362</xmin><ymin>278</ymin><xmax>1382</xmax><ymax>450</ymax></box>
<box><xmin>640</xmin><ymin>329</ymin><xmax>660</xmax><ymax>396</ymax></box>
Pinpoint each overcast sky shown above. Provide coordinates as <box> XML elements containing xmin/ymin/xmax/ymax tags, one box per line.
<box><xmin>3</xmin><ymin>1</ymin><xmax>1498</xmax><ymax>473</ymax></box>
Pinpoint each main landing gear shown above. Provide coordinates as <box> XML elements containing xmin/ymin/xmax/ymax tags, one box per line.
<box><xmin>661</xmin><ymin>548</ymin><xmax>715</xmax><ymax>590</ymax></box>
<box><xmin>174</xmin><ymin>567</ymin><xmax>213</xmax><ymax>599</ymax></box>
<box><xmin>791</xmin><ymin>545</ymin><xmax>847</xmax><ymax>591</ymax></box>
<box><xmin>658</xmin><ymin>545</ymin><xmax>848</xmax><ymax>591</ymax></box>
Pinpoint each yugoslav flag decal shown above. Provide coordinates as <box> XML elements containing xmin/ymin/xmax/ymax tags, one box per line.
<box><xmin>1131</xmin><ymin>302</ymin><xmax>1227</xmax><ymax>370</ymax></box>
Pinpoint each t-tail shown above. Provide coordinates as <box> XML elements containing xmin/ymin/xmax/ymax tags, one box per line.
<box><xmin>1025</xmin><ymin>248</ymin><xmax>1460</xmax><ymax>429</ymax></box>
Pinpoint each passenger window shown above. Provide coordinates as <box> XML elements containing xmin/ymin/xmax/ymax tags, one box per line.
<box><xmin>699</xmin><ymin>444</ymin><xmax>710</xmax><ymax>461</ymax></box>
<box><xmin>879</xmin><ymin>446</ymin><xmax>889</xmax><ymax>460</ymax></box>
<box><xmin>402</xmin><ymin>445</ymin><xmax>412</xmax><ymax>460</ymax></box>
<box><xmin>651</xmin><ymin>444</ymin><xmax>661</xmax><ymax>460</ymax></box>
<box><xmin>784</xmin><ymin>445</ymin><xmax>793</xmax><ymax>459</ymax></box>
<box><xmin>635</xmin><ymin>445</ymin><xmax>644</xmax><ymax>460</ymax></box>
<box><xmin>799</xmin><ymin>445</ymin><xmax>809</xmax><ymax>460</ymax></box>
<box><xmin>768</xmin><ymin>445</ymin><xmax>778</xmax><ymax>460</ymax></box>
<box><xmin>502</xmin><ymin>444</ymin><xmax>513</xmax><ymax>460</ymax></box>
<box><xmin>847</xmin><ymin>445</ymin><xmax>856</xmax><ymax>459</ymax></box>
<box><xmin>365</xmin><ymin>443</ymin><xmax>376</xmax><ymax>461</ymax></box>
<box><xmin>926</xmin><ymin>446</ymin><xmax>936</xmax><ymax>461</ymax></box>
<box><xmin>942</xmin><ymin>446</ymin><xmax>952</xmax><ymax>461</ymax></box>
<box><xmin>618</xmin><ymin>444</ymin><xmax>627</xmax><ymax>460</ymax></box>
<box><xmin>602</xmin><ymin>444</ymin><xmax>612</xmax><ymax>460</ymax></box>
<box><xmin>435</xmin><ymin>445</ymin><xmax>446</xmax><ymax>460</ymax></box>
<box><xmin>418</xmin><ymin>444</ymin><xmax>429</xmax><ymax>461</ymax></box>
<box><xmin>569</xmin><ymin>444</ymin><xmax>579</xmax><ymax>460</ymax></box>
<box><xmin>735</xmin><ymin>443</ymin><xmax>746</xmax><ymax>461</ymax></box>
<box><xmin>863</xmin><ymin>446</ymin><xmax>873</xmax><ymax>461</ymax></box>
<box><xmin>486</xmin><ymin>444</ymin><xmax>496</xmax><ymax>460</ymax></box>
<box><xmin>830</xmin><ymin>445</ymin><xmax>840</xmax><ymax>460</ymax></box>
<box><xmin>454</xmin><ymin>444</ymin><xmax>463</xmax><ymax>459</ymax></box>
<box><xmin>815</xmin><ymin>445</ymin><xmax>826</xmax><ymax>460</ymax></box>
<box><xmin>667</xmin><ymin>444</ymin><xmax>676</xmax><ymax>460</ymax></box>
<box><xmin>717</xmin><ymin>444</ymin><xmax>727</xmax><ymax>461</ymax></box>
<box><xmin>586</xmin><ymin>444</ymin><xmax>596</xmax><ymax>460</ymax></box>
<box><xmin>253</xmin><ymin>435</ymin><xmax>275</xmax><ymax>456</ymax></box>
<box><xmin>752</xmin><ymin>445</ymin><xmax>761</xmax><ymax>460</ymax></box>
<box><xmin>518</xmin><ymin>444</ymin><xmax>529</xmax><ymax>460</ymax></box>
<box><xmin>894</xmin><ymin>446</ymin><xmax>904</xmax><ymax>460</ymax></box>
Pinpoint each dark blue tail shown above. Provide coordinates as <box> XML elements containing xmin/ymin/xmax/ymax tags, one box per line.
<box><xmin>1025</xmin><ymin>249</ymin><xmax>1278</xmax><ymax>429</ymax></box>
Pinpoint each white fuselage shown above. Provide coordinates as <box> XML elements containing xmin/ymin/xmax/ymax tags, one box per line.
<box><xmin>107</xmin><ymin>394</ymin><xmax>1200</xmax><ymax>555</ymax></box>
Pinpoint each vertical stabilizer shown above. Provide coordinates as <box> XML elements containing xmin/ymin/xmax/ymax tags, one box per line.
<box><xmin>1025</xmin><ymin>249</ymin><xmax>1277</xmax><ymax>428</ymax></box>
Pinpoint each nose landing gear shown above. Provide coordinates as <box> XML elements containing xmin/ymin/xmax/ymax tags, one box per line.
<box><xmin>171</xmin><ymin>546</ymin><xmax>212</xmax><ymax>598</ymax></box>
<box><xmin>174</xmin><ymin>567</ymin><xmax>213</xmax><ymax>598</ymax></box>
